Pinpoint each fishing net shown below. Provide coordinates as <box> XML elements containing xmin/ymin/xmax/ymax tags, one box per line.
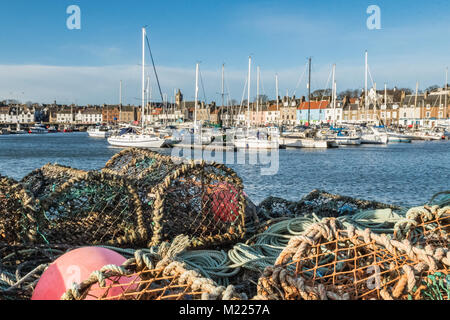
<box><xmin>1</xmin><ymin>148</ymin><xmax>247</xmax><ymax>249</ymax></box>
<box><xmin>20</xmin><ymin>164</ymin><xmax>88</xmax><ymax>201</ymax></box>
<box><xmin>293</xmin><ymin>189</ymin><xmax>401</xmax><ymax>218</ymax></box>
<box><xmin>37</xmin><ymin>170</ymin><xmax>148</xmax><ymax>247</ymax></box>
<box><xmin>0</xmin><ymin>176</ymin><xmax>39</xmax><ymax>245</ymax></box>
<box><xmin>102</xmin><ymin>148</ymin><xmax>247</xmax><ymax>248</ymax></box>
<box><xmin>62</xmin><ymin>236</ymin><xmax>246</xmax><ymax>301</ymax></box>
<box><xmin>394</xmin><ymin>205</ymin><xmax>449</xmax><ymax>247</ymax></box>
<box><xmin>254</xmin><ymin>218</ymin><xmax>449</xmax><ymax>300</ymax></box>
<box><xmin>0</xmin><ymin>244</ymin><xmax>75</xmax><ymax>300</ymax></box>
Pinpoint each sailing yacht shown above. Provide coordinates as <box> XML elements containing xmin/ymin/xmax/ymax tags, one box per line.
<box><xmin>107</xmin><ymin>27</ymin><xmax>165</xmax><ymax>149</ymax></box>
<box><xmin>233</xmin><ymin>57</ymin><xmax>279</xmax><ymax>150</ymax></box>
<box><xmin>360</xmin><ymin>126</ymin><xmax>388</xmax><ymax>144</ymax></box>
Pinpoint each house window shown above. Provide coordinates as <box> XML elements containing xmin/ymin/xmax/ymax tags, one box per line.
<box><xmin>426</xmin><ymin>104</ymin><xmax>431</xmax><ymax>109</ymax></box>
<box><xmin>426</xmin><ymin>111</ymin><xmax>431</xmax><ymax>118</ymax></box>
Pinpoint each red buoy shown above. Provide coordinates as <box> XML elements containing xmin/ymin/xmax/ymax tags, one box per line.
<box><xmin>32</xmin><ymin>247</ymin><xmax>136</xmax><ymax>300</ymax></box>
<box><xmin>206</xmin><ymin>182</ymin><xmax>240</xmax><ymax>223</ymax></box>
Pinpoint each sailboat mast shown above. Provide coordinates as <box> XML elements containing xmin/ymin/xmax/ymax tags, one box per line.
<box><xmin>256</xmin><ymin>66</ymin><xmax>260</xmax><ymax>127</ymax></box>
<box><xmin>333</xmin><ymin>80</ymin><xmax>337</xmax><ymax>126</ymax></box>
<box><xmin>119</xmin><ymin>80</ymin><xmax>122</xmax><ymax>122</ymax></box>
<box><xmin>384</xmin><ymin>83</ymin><xmax>387</xmax><ymax>125</ymax></box>
<box><xmin>373</xmin><ymin>82</ymin><xmax>377</xmax><ymax>124</ymax></box>
<box><xmin>445</xmin><ymin>67</ymin><xmax>448</xmax><ymax>125</ymax></box>
<box><xmin>141</xmin><ymin>27</ymin><xmax>146</xmax><ymax>130</ymax></box>
<box><xmin>221</xmin><ymin>64</ymin><xmax>225</xmax><ymax>126</ymax></box>
<box><xmin>308</xmin><ymin>57</ymin><xmax>311</xmax><ymax>126</ymax></box>
<box><xmin>276</xmin><ymin>74</ymin><xmax>279</xmax><ymax>113</ymax></box>
<box><xmin>247</xmin><ymin>56</ymin><xmax>251</xmax><ymax>130</ymax></box>
<box><xmin>146</xmin><ymin>77</ymin><xmax>150</xmax><ymax>126</ymax></box>
<box><xmin>365</xmin><ymin>50</ymin><xmax>368</xmax><ymax>123</ymax></box>
<box><xmin>331</xmin><ymin>64</ymin><xmax>336</xmax><ymax>126</ymax></box>
<box><xmin>194</xmin><ymin>63</ymin><xmax>199</xmax><ymax>133</ymax></box>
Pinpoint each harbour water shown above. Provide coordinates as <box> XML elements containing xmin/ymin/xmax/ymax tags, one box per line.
<box><xmin>0</xmin><ymin>132</ymin><xmax>448</xmax><ymax>207</ymax></box>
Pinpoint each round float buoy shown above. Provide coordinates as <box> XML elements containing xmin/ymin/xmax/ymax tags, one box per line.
<box><xmin>206</xmin><ymin>182</ymin><xmax>240</xmax><ymax>223</ymax></box>
<box><xmin>32</xmin><ymin>247</ymin><xmax>135</xmax><ymax>300</ymax></box>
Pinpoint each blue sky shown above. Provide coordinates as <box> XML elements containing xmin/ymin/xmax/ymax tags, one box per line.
<box><xmin>0</xmin><ymin>0</ymin><xmax>449</xmax><ymax>105</ymax></box>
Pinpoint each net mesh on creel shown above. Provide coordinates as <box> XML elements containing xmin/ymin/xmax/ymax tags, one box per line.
<box><xmin>0</xmin><ymin>175</ymin><xmax>39</xmax><ymax>245</ymax></box>
<box><xmin>254</xmin><ymin>218</ymin><xmax>449</xmax><ymax>300</ymax></box>
<box><xmin>0</xmin><ymin>244</ymin><xmax>74</xmax><ymax>300</ymax></box>
<box><xmin>102</xmin><ymin>148</ymin><xmax>247</xmax><ymax>248</ymax></box>
<box><xmin>1</xmin><ymin>148</ymin><xmax>247</xmax><ymax>249</ymax></box>
<box><xmin>394</xmin><ymin>205</ymin><xmax>449</xmax><ymax>247</ymax></box>
<box><xmin>37</xmin><ymin>170</ymin><xmax>148</xmax><ymax>247</ymax></box>
<box><xmin>61</xmin><ymin>236</ymin><xmax>246</xmax><ymax>301</ymax></box>
<box><xmin>20</xmin><ymin>164</ymin><xmax>89</xmax><ymax>201</ymax></box>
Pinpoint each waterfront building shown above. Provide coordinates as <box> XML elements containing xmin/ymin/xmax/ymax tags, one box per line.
<box><xmin>75</xmin><ymin>107</ymin><xmax>103</xmax><ymax>124</ymax></box>
<box><xmin>297</xmin><ymin>100</ymin><xmax>329</xmax><ymax>124</ymax></box>
<box><xmin>119</xmin><ymin>105</ymin><xmax>137</xmax><ymax>124</ymax></box>
<box><xmin>399</xmin><ymin>90</ymin><xmax>449</xmax><ymax>127</ymax></box>
<box><xmin>56</xmin><ymin>109</ymin><xmax>74</xmax><ymax>124</ymax></box>
<box><xmin>264</xmin><ymin>104</ymin><xmax>281</xmax><ymax>125</ymax></box>
<box><xmin>280</xmin><ymin>96</ymin><xmax>300</xmax><ymax>126</ymax></box>
<box><xmin>325</xmin><ymin>101</ymin><xmax>344</xmax><ymax>124</ymax></box>
<box><xmin>102</xmin><ymin>105</ymin><xmax>120</xmax><ymax>124</ymax></box>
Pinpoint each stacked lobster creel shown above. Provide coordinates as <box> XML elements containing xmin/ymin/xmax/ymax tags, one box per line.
<box><xmin>36</xmin><ymin>169</ymin><xmax>148</xmax><ymax>247</ymax></box>
<box><xmin>21</xmin><ymin>164</ymin><xmax>89</xmax><ymax>201</ymax></box>
<box><xmin>61</xmin><ymin>236</ymin><xmax>246</xmax><ymax>301</ymax></box>
<box><xmin>0</xmin><ymin>175</ymin><xmax>39</xmax><ymax>245</ymax></box>
<box><xmin>254</xmin><ymin>215</ymin><xmax>449</xmax><ymax>300</ymax></box>
<box><xmin>393</xmin><ymin>204</ymin><xmax>449</xmax><ymax>299</ymax></box>
<box><xmin>102</xmin><ymin>148</ymin><xmax>247</xmax><ymax>248</ymax></box>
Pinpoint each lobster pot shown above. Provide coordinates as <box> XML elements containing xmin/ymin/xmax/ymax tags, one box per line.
<box><xmin>394</xmin><ymin>205</ymin><xmax>449</xmax><ymax>247</ymax></box>
<box><xmin>103</xmin><ymin>148</ymin><xmax>178</xmax><ymax>178</ymax></box>
<box><xmin>294</xmin><ymin>189</ymin><xmax>400</xmax><ymax>217</ymax></box>
<box><xmin>0</xmin><ymin>176</ymin><xmax>38</xmax><ymax>245</ymax></box>
<box><xmin>102</xmin><ymin>148</ymin><xmax>181</xmax><ymax>206</ymax></box>
<box><xmin>20</xmin><ymin>164</ymin><xmax>88</xmax><ymax>201</ymax></box>
<box><xmin>103</xmin><ymin>148</ymin><xmax>247</xmax><ymax>248</ymax></box>
<box><xmin>256</xmin><ymin>218</ymin><xmax>449</xmax><ymax>300</ymax></box>
<box><xmin>148</xmin><ymin>161</ymin><xmax>246</xmax><ymax>248</ymax></box>
<box><xmin>61</xmin><ymin>239</ymin><xmax>245</xmax><ymax>301</ymax></box>
<box><xmin>38</xmin><ymin>171</ymin><xmax>148</xmax><ymax>247</ymax></box>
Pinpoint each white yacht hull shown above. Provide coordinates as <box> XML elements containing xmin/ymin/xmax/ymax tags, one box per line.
<box><xmin>281</xmin><ymin>137</ymin><xmax>336</xmax><ymax>148</ymax></box>
<box><xmin>334</xmin><ymin>137</ymin><xmax>361</xmax><ymax>145</ymax></box>
<box><xmin>388</xmin><ymin>137</ymin><xmax>412</xmax><ymax>143</ymax></box>
<box><xmin>234</xmin><ymin>138</ymin><xmax>279</xmax><ymax>149</ymax></box>
<box><xmin>29</xmin><ymin>128</ymin><xmax>48</xmax><ymax>134</ymax></box>
<box><xmin>107</xmin><ymin>134</ymin><xmax>166</xmax><ymax>148</ymax></box>
<box><xmin>360</xmin><ymin>134</ymin><xmax>388</xmax><ymax>144</ymax></box>
<box><xmin>88</xmin><ymin>130</ymin><xmax>111</xmax><ymax>138</ymax></box>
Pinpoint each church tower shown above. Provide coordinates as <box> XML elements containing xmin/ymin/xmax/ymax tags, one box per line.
<box><xmin>175</xmin><ymin>89</ymin><xmax>183</xmax><ymax>108</ymax></box>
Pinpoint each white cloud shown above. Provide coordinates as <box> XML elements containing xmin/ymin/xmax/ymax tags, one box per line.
<box><xmin>0</xmin><ymin>60</ymin><xmax>447</xmax><ymax>106</ymax></box>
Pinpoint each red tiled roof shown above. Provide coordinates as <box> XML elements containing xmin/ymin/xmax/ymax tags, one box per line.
<box><xmin>298</xmin><ymin>101</ymin><xmax>329</xmax><ymax>110</ymax></box>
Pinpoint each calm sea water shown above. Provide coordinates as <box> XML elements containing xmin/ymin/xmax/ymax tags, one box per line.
<box><xmin>0</xmin><ymin>132</ymin><xmax>449</xmax><ymax>207</ymax></box>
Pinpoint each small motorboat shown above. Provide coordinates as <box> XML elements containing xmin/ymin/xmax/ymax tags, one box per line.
<box><xmin>87</xmin><ymin>125</ymin><xmax>111</xmax><ymax>138</ymax></box>
<box><xmin>29</xmin><ymin>124</ymin><xmax>48</xmax><ymax>134</ymax></box>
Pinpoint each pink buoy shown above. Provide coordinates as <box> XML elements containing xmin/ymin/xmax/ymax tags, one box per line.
<box><xmin>32</xmin><ymin>247</ymin><xmax>136</xmax><ymax>300</ymax></box>
<box><xmin>206</xmin><ymin>182</ymin><xmax>241</xmax><ymax>223</ymax></box>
